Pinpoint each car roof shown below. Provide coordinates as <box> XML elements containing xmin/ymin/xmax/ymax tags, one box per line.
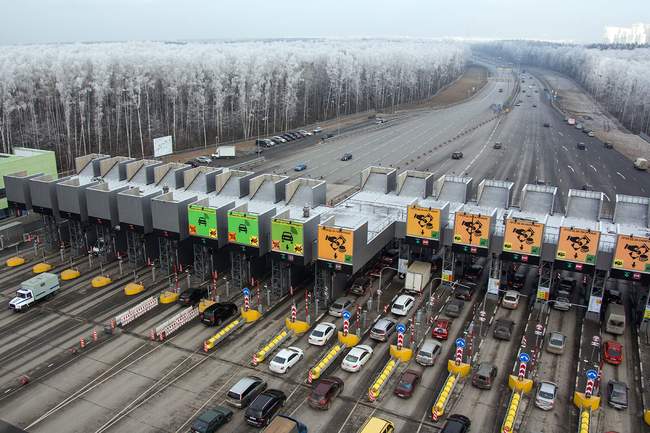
<box><xmin>350</xmin><ymin>345</ymin><xmax>372</xmax><ymax>355</ymax></box>
<box><xmin>374</xmin><ymin>318</ymin><xmax>395</xmax><ymax>328</ymax></box>
<box><xmin>606</xmin><ymin>340</ymin><xmax>622</xmax><ymax>348</ymax></box>
<box><xmin>230</xmin><ymin>376</ymin><xmax>262</xmax><ymax>394</ymax></box>
<box><xmin>315</xmin><ymin>322</ymin><xmax>336</xmax><ymax>331</ymax></box>
<box><xmin>420</xmin><ymin>338</ymin><xmax>442</xmax><ymax>350</ymax></box>
<box><xmin>395</xmin><ymin>294</ymin><xmax>414</xmax><ymax>302</ymax></box>
<box><xmin>540</xmin><ymin>381</ymin><xmax>557</xmax><ymax>390</ymax></box>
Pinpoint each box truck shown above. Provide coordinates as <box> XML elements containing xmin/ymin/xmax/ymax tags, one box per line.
<box><xmin>634</xmin><ymin>158</ymin><xmax>648</xmax><ymax>171</ymax></box>
<box><xmin>605</xmin><ymin>303</ymin><xmax>625</xmax><ymax>335</ymax></box>
<box><xmin>404</xmin><ymin>261</ymin><xmax>432</xmax><ymax>294</ymax></box>
<box><xmin>211</xmin><ymin>145</ymin><xmax>236</xmax><ymax>159</ymax></box>
<box><xmin>9</xmin><ymin>272</ymin><xmax>59</xmax><ymax>311</ymax></box>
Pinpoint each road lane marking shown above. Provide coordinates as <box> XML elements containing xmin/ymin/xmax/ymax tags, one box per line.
<box><xmin>617</xmin><ymin>172</ymin><xmax>626</xmax><ymax>180</ymax></box>
<box><xmin>558</xmin><ymin>131</ymin><xmax>564</xmax><ymax>137</ymax></box>
<box><xmin>562</xmin><ymin>145</ymin><xmax>568</xmax><ymax>152</ymax></box>
<box><xmin>589</xmin><ymin>164</ymin><xmax>597</xmax><ymax>172</ymax></box>
<box><xmin>567</xmin><ymin>165</ymin><xmax>575</xmax><ymax>173</ymax></box>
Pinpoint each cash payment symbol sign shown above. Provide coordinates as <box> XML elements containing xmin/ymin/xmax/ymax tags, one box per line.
<box><xmin>503</xmin><ymin>219</ymin><xmax>543</xmax><ymax>256</ymax></box>
<box><xmin>318</xmin><ymin>226</ymin><xmax>354</xmax><ymax>264</ymax></box>
<box><xmin>406</xmin><ymin>206</ymin><xmax>441</xmax><ymax>240</ymax></box>
<box><xmin>555</xmin><ymin>227</ymin><xmax>600</xmax><ymax>264</ymax></box>
<box><xmin>613</xmin><ymin>234</ymin><xmax>650</xmax><ymax>273</ymax></box>
<box><xmin>453</xmin><ymin>212</ymin><xmax>490</xmax><ymax>248</ymax></box>
<box><xmin>271</xmin><ymin>218</ymin><xmax>304</xmax><ymax>256</ymax></box>
<box><xmin>188</xmin><ymin>205</ymin><xmax>217</xmax><ymax>239</ymax></box>
<box><xmin>227</xmin><ymin>211</ymin><xmax>259</xmax><ymax>247</ymax></box>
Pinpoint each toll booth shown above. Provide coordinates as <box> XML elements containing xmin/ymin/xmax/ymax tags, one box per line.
<box><xmin>227</xmin><ymin>173</ymin><xmax>289</xmax><ymax>290</ymax></box>
<box><xmin>56</xmin><ymin>156</ymin><xmax>133</xmax><ymax>256</ymax></box>
<box><xmin>315</xmin><ymin>167</ymin><xmax>411</xmax><ymax>305</ymax></box>
<box><xmin>187</xmin><ymin>169</ymin><xmax>254</xmax><ymax>282</ymax></box>
<box><xmin>269</xmin><ymin>178</ymin><xmax>329</xmax><ymax>299</ymax></box>
<box><xmin>86</xmin><ymin>159</ymin><xmax>163</xmax><ymax>263</ymax></box>
<box><xmin>151</xmin><ymin>166</ymin><xmax>222</xmax><ymax>274</ymax></box>
<box><xmin>117</xmin><ymin>162</ymin><xmax>191</xmax><ymax>268</ymax></box>
<box><xmin>4</xmin><ymin>173</ymin><xmax>41</xmax><ymax>212</ymax></box>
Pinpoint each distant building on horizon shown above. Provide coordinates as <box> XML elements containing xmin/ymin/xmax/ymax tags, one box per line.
<box><xmin>605</xmin><ymin>23</ymin><xmax>650</xmax><ymax>44</ymax></box>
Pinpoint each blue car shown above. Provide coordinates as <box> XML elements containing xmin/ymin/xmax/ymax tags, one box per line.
<box><xmin>294</xmin><ymin>163</ymin><xmax>307</xmax><ymax>171</ymax></box>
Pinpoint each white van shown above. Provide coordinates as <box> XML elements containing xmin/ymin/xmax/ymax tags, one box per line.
<box><xmin>605</xmin><ymin>303</ymin><xmax>625</xmax><ymax>335</ymax></box>
<box><xmin>634</xmin><ymin>158</ymin><xmax>648</xmax><ymax>170</ymax></box>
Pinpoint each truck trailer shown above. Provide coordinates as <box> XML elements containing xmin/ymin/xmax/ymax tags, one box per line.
<box><xmin>404</xmin><ymin>261</ymin><xmax>432</xmax><ymax>294</ymax></box>
<box><xmin>9</xmin><ymin>272</ymin><xmax>59</xmax><ymax>311</ymax></box>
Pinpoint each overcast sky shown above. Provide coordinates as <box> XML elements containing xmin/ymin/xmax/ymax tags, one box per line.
<box><xmin>1</xmin><ymin>0</ymin><xmax>648</xmax><ymax>45</ymax></box>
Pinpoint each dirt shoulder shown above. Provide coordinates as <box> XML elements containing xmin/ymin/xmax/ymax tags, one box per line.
<box><xmin>163</xmin><ymin>64</ymin><xmax>489</xmax><ymax>163</ymax></box>
<box><xmin>531</xmin><ymin>67</ymin><xmax>650</xmax><ymax>161</ymax></box>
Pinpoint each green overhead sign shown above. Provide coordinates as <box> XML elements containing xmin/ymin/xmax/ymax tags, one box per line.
<box><xmin>188</xmin><ymin>205</ymin><xmax>217</xmax><ymax>239</ymax></box>
<box><xmin>271</xmin><ymin>218</ymin><xmax>304</xmax><ymax>256</ymax></box>
<box><xmin>227</xmin><ymin>211</ymin><xmax>260</xmax><ymax>247</ymax></box>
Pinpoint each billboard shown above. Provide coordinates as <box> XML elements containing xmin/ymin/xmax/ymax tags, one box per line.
<box><xmin>188</xmin><ymin>205</ymin><xmax>217</xmax><ymax>239</ymax></box>
<box><xmin>453</xmin><ymin>212</ymin><xmax>490</xmax><ymax>248</ymax></box>
<box><xmin>227</xmin><ymin>211</ymin><xmax>259</xmax><ymax>247</ymax></box>
<box><xmin>271</xmin><ymin>218</ymin><xmax>304</xmax><ymax>256</ymax></box>
<box><xmin>555</xmin><ymin>227</ymin><xmax>600</xmax><ymax>265</ymax></box>
<box><xmin>503</xmin><ymin>219</ymin><xmax>544</xmax><ymax>256</ymax></box>
<box><xmin>612</xmin><ymin>234</ymin><xmax>650</xmax><ymax>274</ymax></box>
<box><xmin>318</xmin><ymin>226</ymin><xmax>354</xmax><ymax>264</ymax></box>
<box><xmin>153</xmin><ymin>135</ymin><xmax>173</xmax><ymax>157</ymax></box>
<box><xmin>406</xmin><ymin>206</ymin><xmax>441</xmax><ymax>240</ymax></box>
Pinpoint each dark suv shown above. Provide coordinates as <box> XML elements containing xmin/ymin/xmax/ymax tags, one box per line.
<box><xmin>245</xmin><ymin>389</ymin><xmax>286</xmax><ymax>427</ymax></box>
<box><xmin>441</xmin><ymin>414</ymin><xmax>471</xmax><ymax>433</ymax></box>
<box><xmin>493</xmin><ymin>319</ymin><xmax>515</xmax><ymax>340</ymax></box>
<box><xmin>179</xmin><ymin>287</ymin><xmax>207</xmax><ymax>306</ymax></box>
<box><xmin>471</xmin><ymin>362</ymin><xmax>498</xmax><ymax>389</ymax></box>
<box><xmin>190</xmin><ymin>406</ymin><xmax>233</xmax><ymax>433</ymax></box>
<box><xmin>200</xmin><ymin>302</ymin><xmax>238</xmax><ymax>326</ymax></box>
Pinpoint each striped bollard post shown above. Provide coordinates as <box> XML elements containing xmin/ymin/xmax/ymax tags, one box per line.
<box><xmin>397</xmin><ymin>332</ymin><xmax>404</xmax><ymax>350</ymax></box>
<box><xmin>291</xmin><ymin>304</ymin><xmax>297</xmax><ymax>323</ymax></box>
<box><xmin>343</xmin><ymin>319</ymin><xmax>349</xmax><ymax>336</ymax></box>
<box><xmin>518</xmin><ymin>362</ymin><xmax>527</xmax><ymax>380</ymax></box>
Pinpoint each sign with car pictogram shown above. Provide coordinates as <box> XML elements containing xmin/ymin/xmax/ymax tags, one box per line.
<box><xmin>555</xmin><ymin>227</ymin><xmax>600</xmax><ymax>265</ymax></box>
<box><xmin>406</xmin><ymin>205</ymin><xmax>441</xmax><ymax>240</ymax></box>
<box><xmin>318</xmin><ymin>225</ymin><xmax>354</xmax><ymax>264</ymax></box>
<box><xmin>227</xmin><ymin>211</ymin><xmax>260</xmax><ymax>247</ymax></box>
<box><xmin>271</xmin><ymin>218</ymin><xmax>304</xmax><ymax>256</ymax></box>
<box><xmin>503</xmin><ymin>219</ymin><xmax>543</xmax><ymax>256</ymax></box>
<box><xmin>188</xmin><ymin>205</ymin><xmax>217</xmax><ymax>239</ymax></box>
<box><xmin>453</xmin><ymin>212</ymin><xmax>490</xmax><ymax>248</ymax></box>
<box><xmin>612</xmin><ymin>234</ymin><xmax>650</xmax><ymax>273</ymax></box>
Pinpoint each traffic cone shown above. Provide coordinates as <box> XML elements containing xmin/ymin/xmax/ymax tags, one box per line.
<box><xmin>203</xmin><ymin>341</ymin><xmax>209</xmax><ymax>353</ymax></box>
<box><xmin>150</xmin><ymin>329</ymin><xmax>156</xmax><ymax>340</ymax></box>
<box><xmin>92</xmin><ymin>329</ymin><xmax>98</xmax><ymax>342</ymax></box>
<box><xmin>80</xmin><ymin>338</ymin><xmax>86</xmax><ymax>349</ymax></box>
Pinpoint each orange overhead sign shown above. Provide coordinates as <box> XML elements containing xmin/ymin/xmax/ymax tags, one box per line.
<box><xmin>555</xmin><ymin>227</ymin><xmax>600</xmax><ymax>265</ymax></box>
<box><xmin>503</xmin><ymin>219</ymin><xmax>544</xmax><ymax>256</ymax></box>
<box><xmin>406</xmin><ymin>206</ymin><xmax>441</xmax><ymax>240</ymax></box>
<box><xmin>318</xmin><ymin>226</ymin><xmax>354</xmax><ymax>264</ymax></box>
<box><xmin>612</xmin><ymin>234</ymin><xmax>650</xmax><ymax>273</ymax></box>
<box><xmin>453</xmin><ymin>212</ymin><xmax>490</xmax><ymax>248</ymax></box>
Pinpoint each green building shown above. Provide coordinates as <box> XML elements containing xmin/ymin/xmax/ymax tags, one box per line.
<box><xmin>0</xmin><ymin>147</ymin><xmax>58</xmax><ymax>217</ymax></box>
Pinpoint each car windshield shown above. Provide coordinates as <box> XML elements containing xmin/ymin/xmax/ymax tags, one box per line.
<box><xmin>18</xmin><ymin>292</ymin><xmax>32</xmax><ymax>299</ymax></box>
<box><xmin>540</xmin><ymin>389</ymin><xmax>554</xmax><ymax>399</ymax></box>
<box><xmin>313</xmin><ymin>383</ymin><xmax>329</xmax><ymax>396</ymax></box>
<box><xmin>550</xmin><ymin>337</ymin><xmax>563</xmax><ymax>346</ymax></box>
<box><xmin>272</xmin><ymin>356</ymin><xmax>286</xmax><ymax>364</ymax></box>
<box><xmin>191</xmin><ymin>419</ymin><xmax>209</xmax><ymax>433</ymax></box>
<box><xmin>611</xmin><ymin>386</ymin><xmax>626</xmax><ymax>399</ymax></box>
<box><xmin>419</xmin><ymin>351</ymin><xmax>431</xmax><ymax>357</ymax></box>
<box><xmin>608</xmin><ymin>346</ymin><xmax>621</xmax><ymax>357</ymax></box>
<box><xmin>434</xmin><ymin>327</ymin><xmax>445</xmax><ymax>333</ymax></box>
<box><xmin>345</xmin><ymin>354</ymin><xmax>359</xmax><ymax>363</ymax></box>
<box><xmin>312</xmin><ymin>330</ymin><xmax>324</xmax><ymax>337</ymax></box>
<box><xmin>332</xmin><ymin>302</ymin><xmax>343</xmax><ymax>309</ymax></box>
<box><xmin>398</xmin><ymin>381</ymin><xmax>413</xmax><ymax>391</ymax></box>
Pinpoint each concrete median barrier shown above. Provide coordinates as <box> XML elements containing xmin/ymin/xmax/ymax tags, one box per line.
<box><xmin>159</xmin><ymin>290</ymin><xmax>179</xmax><ymax>304</ymax></box>
<box><xmin>431</xmin><ymin>373</ymin><xmax>458</xmax><ymax>421</ymax></box>
<box><xmin>577</xmin><ymin>409</ymin><xmax>590</xmax><ymax>433</ymax></box>
<box><xmin>6</xmin><ymin>256</ymin><xmax>25</xmax><ymax>267</ymax></box>
<box><xmin>253</xmin><ymin>328</ymin><xmax>290</xmax><ymax>364</ymax></box>
<box><xmin>91</xmin><ymin>275</ymin><xmax>112</xmax><ymax>288</ymax></box>
<box><xmin>61</xmin><ymin>268</ymin><xmax>80</xmax><ymax>280</ymax></box>
<box><xmin>204</xmin><ymin>318</ymin><xmax>245</xmax><ymax>351</ymax></box>
<box><xmin>500</xmin><ymin>391</ymin><xmax>521</xmax><ymax>433</ymax></box>
<box><xmin>337</xmin><ymin>331</ymin><xmax>360</xmax><ymax>347</ymax></box>
<box><xmin>447</xmin><ymin>359</ymin><xmax>471</xmax><ymax>377</ymax></box>
<box><xmin>573</xmin><ymin>391</ymin><xmax>600</xmax><ymax>410</ymax></box>
<box><xmin>32</xmin><ymin>262</ymin><xmax>52</xmax><ymax>274</ymax></box>
<box><xmin>368</xmin><ymin>358</ymin><xmax>399</xmax><ymax>401</ymax></box>
<box><xmin>389</xmin><ymin>345</ymin><xmax>413</xmax><ymax>362</ymax></box>
<box><xmin>309</xmin><ymin>344</ymin><xmax>343</xmax><ymax>383</ymax></box>
<box><xmin>124</xmin><ymin>282</ymin><xmax>144</xmax><ymax>295</ymax></box>
<box><xmin>241</xmin><ymin>308</ymin><xmax>262</xmax><ymax>323</ymax></box>
<box><xmin>508</xmin><ymin>374</ymin><xmax>533</xmax><ymax>394</ymax></box>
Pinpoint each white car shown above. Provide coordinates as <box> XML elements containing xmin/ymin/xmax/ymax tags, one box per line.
<box><xmin>308</xmin><ymin>322</ymin><xmax>337</xmax><ymax>346</ymax></box>
<box><xmin>391</xmin><ymin>294</ymin><xmax>415</xmax><ymax>316</ymax></box>
<box><xmin>535</xmin><ymin>381</ymin><xmax>557</xmax><ymax>410</ymax></box>
<box><xmin>298</xmin><ymin>129</ymin><xmax>312</xmax><ymax>136</ymax></box>
<box><xmin>341</xmin><ymin>345</ymin><xmax>373</xmax><ymax>372</ymax></box>
<box><xmin>269</xmin><ymin>347</ymin><xmax>303</xmax><ymax>374</ymax></box>
<box><xmin>312</xmin><ymin>126</ymin><xmax>323</xmax><ymax>134</ymax></box>
<box><xmin>502</xmin><ymin>290</ymin><xmax>520</xmax><ymax>310</ymax></box>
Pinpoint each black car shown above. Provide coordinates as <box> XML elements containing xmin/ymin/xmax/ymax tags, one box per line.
<box><xmin>245</xmin><ymin>389</ymin><xmax>286</xmax><ymax>427</ymax></box>
<box><xmin>451</xmin><ymin>151</ymin><xmax>463</xmax><ymax>159</ymax></box>
<box><xmin>493</xmin><ymin>319</ymin><xmax>515</xmax><ymax>340</ymax></box>
<box><xmin>190</xmin><ymin>406</ymin><xmax>233</xmax><ymax>433</ymax></box>
<box><xmin>577</xmin><ymin>142</ymin><xmax>586</xmax><ymax>150</ymax></box>
<box><xmin>441</xmin><ymin>414</ymin><xmax>471</xmax><ymax>433</ymax></box>
<box><xmin>179</xmin><ymin>287</ymin><xmax>207</xmax><ymax>306</ymax></box>
<box><xmin>454</xmin><ymin>285</ymin><xmax>474</xmax><ymax>301</ymax></box>
<box><xmin>200</xmin><ymin>302</ymin><xmax>239</xmax><ymax>326</ymax></box>
<box><xmin>341</xmin><ymin>153</ymin><xmax>353</xmax><ymax>161</ymax></box>
<box><xmin>281</xmin><ymin>133</ymin><xmax>294</xmax><ymax>141</ymax></box>
<box><xmin>543</xmin><ymin>122</ymin><xmax>550</xmax><ymax>127</ymax></box>
<box><xmin>604</xmin><ymin>142</ymin><xmax>613</xmax><ymax>149</ymax></box>
<box><xmin>288</xmin><ymin>132</ymin><xmax>301</xmax><ymax>140</ymax></box>
<box><xmin>185</xmin><ymin>160</ymin><xmax>199</xmax><ymax>168</ymax></box>
<box><xmin>607</xmin><ymin>380</ymin><xmax>628</xmax><ymax>410</ymax></box>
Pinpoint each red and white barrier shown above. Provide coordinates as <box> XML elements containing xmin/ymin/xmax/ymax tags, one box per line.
<box><xmin>343</xmin><ymin>319</ymin><xmax>349</xmax><ymax>336</ymax></box>
<box><xmin>244</xmin><ymin>295</ymin><xmax>250</xmax><ymax>312</ymax></box>
<box><xmin>455</xmin><ymin>347</ymin><xmax>463</xmax><ymax>365</ymax></box>
<box><xmin>291</xmin><ymin>304</ymin><xmax>297</xmax><ymax>323</ymax></box>
<box><xmin>397</xmin><ymin>332</ymin><xmax>404</xmax><ymax>350</ymax></box>
<box><xmin>518</xmin><ymin>362</ymin><xmax>527</xmax><ymax>380</ymax></box>
<box><xmin>114</xmin><ymin>296</ymin><xmax>159</xmax><ymax>327</ymax></box>
<box><xmin>152</xmin><ymin>306</ymin><xmax>199</xmax><ymax>341</ymax></box>
<box><xmin>585</xmin><ymin>379</ymin><xmax>594</xmax><ymax>398</ymax></box>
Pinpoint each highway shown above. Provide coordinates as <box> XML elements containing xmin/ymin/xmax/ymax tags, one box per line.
<box><xmin>1</xmin><ymin>61</ymin><xmax>650</xmax><ymax>433</ymax></box>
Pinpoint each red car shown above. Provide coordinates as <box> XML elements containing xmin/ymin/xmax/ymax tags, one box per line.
<box><xmin>308</xmin><ymin>377</ymin><xmax>344</xmax><ymax>410</ymax></box>
<box><xmin>432</xmin><ymin>319</ymin><xmax>450</xmax><ymax>340</ymax></box>
<box><xmin>394</xmin><ymin>369</ymin><xmax>420</xmax><ymax>398</ymax></box>
<box><xmin>603</xmin><ymin>340</ymin><xmax>623</xmax><ymax>365</ymax></box>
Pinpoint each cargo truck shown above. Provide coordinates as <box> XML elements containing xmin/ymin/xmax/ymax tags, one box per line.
<box><xmin>404</xmin><ymin>261</ymin><xmax>432</xmax><ymax>294</ymax></box>
<box><xmin>634</xmin><ymin>158</ymin><xmax>648</xmax><ymax>171</ymax></box>
<box><xmin>605</xmin><ymin>303</ymin><xmax>625</xmax><ymax>335</ymax></box>
<box><xmin>9</xmin><ymin>272</ymin><xmax>59</xmax><ymax>311</ymax></box>
<box><xmin>211</xmin><ymin>145</ymin><xmax>236</xmax><ymax>159</ymax></box>
<box><xmin>567</xmin><ymin>118</ymin><xmax>576</xmax><ymax>126</ymax></box>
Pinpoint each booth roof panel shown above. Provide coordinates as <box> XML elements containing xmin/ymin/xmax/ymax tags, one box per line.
<box><xmin>246</xmin><ymin>200</ymin><xmax>276</xmax><ymax>215</ymax></box>
<box><xmin>281</xmin><ymin>205</ymin><xmax>332</xmax><ymax>222</ymax></box>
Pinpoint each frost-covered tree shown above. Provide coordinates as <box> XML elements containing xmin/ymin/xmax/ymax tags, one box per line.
<box><xmin>0</xmin><ymin>39</ymin><xmax>468</xmax><ymax>170</ymax></box>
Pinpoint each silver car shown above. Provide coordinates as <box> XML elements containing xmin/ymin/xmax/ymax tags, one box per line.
<box><xmin>546</xmin><ymin>332</ymin><xmax>566</xmax><ymax>355</ymax></box>
<box><xmin>535</xmin><ymin>381</ymin><xmax>557</xmax><ymax>410</ymax></box>
<box><xmin>416</xmin><ymin>338</ymin><xmax>442</xmax><ymax>366</ymax></box>
<box><xmin>328</xmin><ymin>297</ymin><xmax>353</xmax><ymax>317</ymax></box>
<box><xmin>370</xmin><ymin>317</ymin><xmax>396</xmax><ymax>342</ymax></box>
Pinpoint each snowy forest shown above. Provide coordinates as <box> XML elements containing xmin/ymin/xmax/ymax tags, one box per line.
<box><xmin>476</xmin><ymin>41</ymin><xmax>650</xmax><ymax>138</ymax></box>
<box><xmin>0</xmin><ymin>39</ymin><xmax>468</xmax><ymax>170</ymax></box>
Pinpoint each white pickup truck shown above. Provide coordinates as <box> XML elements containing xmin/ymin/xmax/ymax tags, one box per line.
<box><xmin>9</xmin><ymin>272</ymin><xmax>59</xmax><ymax>311</ymax></box>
